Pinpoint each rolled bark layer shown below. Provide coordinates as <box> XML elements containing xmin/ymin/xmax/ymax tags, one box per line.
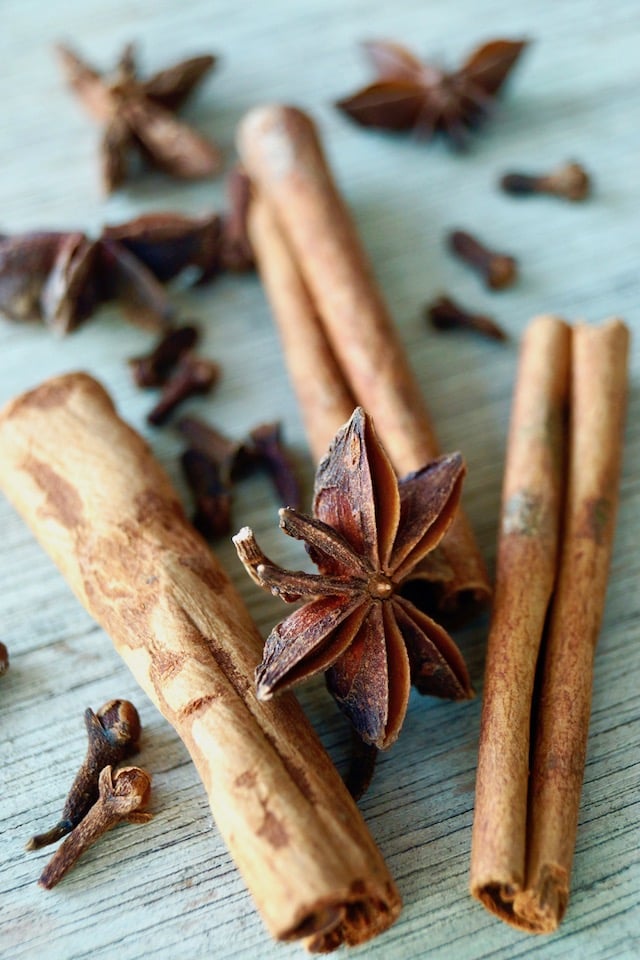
<box><xmin>471</xmin><ymin>317</ymin><xmax>629</xmax><ymax>933</ymax></box>
<box><xmin>238</xmin><ymin>104</ymin><xmax>490</xmax><ymax>614</ymax></box>
<box><xmin>0</xmin><ymin>372</ymin><xmax>401</xmax><ymax>951</ymax></box>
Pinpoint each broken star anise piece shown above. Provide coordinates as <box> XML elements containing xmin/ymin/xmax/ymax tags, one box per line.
<box><xmin>233</xmin><ymin>407</ymin><xmax>472</xmax><ymax>750</ymax></box>
<box><xmin>336</xmin><ymin>38</ymin><xmax>527</xmax><ymax>149</ymax></box>
<box><xmin>56</xmin><ymin>42</ymin><xmax>222</xmax><ymax>192</ymax></box>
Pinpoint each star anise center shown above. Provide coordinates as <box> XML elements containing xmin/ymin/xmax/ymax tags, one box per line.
<box><xmin>234</xmin><ymin>408</ymin><xmax>473</xmax><ymax>751</ymax></box>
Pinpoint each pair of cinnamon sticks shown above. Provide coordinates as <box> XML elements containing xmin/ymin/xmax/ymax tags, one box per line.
<box><xmin>471</xmin><ymin>314</ymin><xmax>629</xmax><ymax>932</ymax></box>
<box><xmin>237</xmin><ymin>104</ymin><xmax>491</xmax><ymax>617</ymax></box>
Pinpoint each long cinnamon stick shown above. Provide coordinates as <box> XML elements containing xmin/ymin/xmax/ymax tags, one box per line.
<box><xmin>470</xmin><ymin>315</ymin><xmax>571</xmax><ymax>922</ymax></box>
<box><xmin>471</xmin><ymin>317</ymin><xmax>629</xmax><ymax>932</ymax></box>
<box><xmin>237</xmin><ymin>104</ymin><xmax>490</xmax><ymax>614</ymax></box>
<box><xmin>0</xmin><ymin>373</ymin><xmax>401</xmax><ymax>951</ymax></box>
<box><xmin>248</xmin><ymin>194</ymin><xmax>356</xmax><ymax>458</ymax></box>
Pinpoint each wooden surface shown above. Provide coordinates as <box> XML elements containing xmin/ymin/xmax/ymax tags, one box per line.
<box><xmin>1</xmin><ymin>1</ymin><xmax>638</xmax><ymax>958</ymax></box>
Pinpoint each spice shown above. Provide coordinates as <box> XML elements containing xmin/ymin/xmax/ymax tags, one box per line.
<box><xmin>129</xmin><ymin>324</ymin><xmax>199</xmax><ymax>387</ymax></box>
<box><xmin>178</xmin><ymin>415</ymin><xmax>300</xmax><ymax>509</ymax></box>
<box><xmin>147</xmin><ymin>353</ymin><xmax>220</xmax><ymax>425</ymax></box>
<box><xmin>102</xmin><ymin>213</ymin><xmax>222</xmax><ymax>283</ymax></box>
<box><xmin>220</xmin><ymin>166</ymin><xmax>255</xmax><ymax>272</ymax></box>
<box><xmin>500</xmin><ymin>162</ymin><xmax>591</xmax><ymax>202</ymax></box>
<box><xmin>471</xmin><ymin>317</ymin><xmax>629</xmax><ymax>932</ymax></box>
<box><xmin>234</xmin><ymin>408</ymin><xmax>472</xmax><ymax>749</ymax></box>
<box><xmin>181</xmin><ymin>448</ymin><xmax>232</xmax><ymax>538</ymax></box>
<box><xmin>427</xmin><ymin>295</ymin><xmax>507</xmax><ymax>341</ymax></box>
<box><xmin>247</xmin><ymin>421</ymin><xmax>300</xmax><ymax>509</ymax></box>
<box><xmin>238</xmin><ymin>105</ymin><xmax>490</xmax><ymax>616</ymax></box>
<box><xmin>336</xmin><ymin>38</ymin><xmax>527</xmax><ymax>148</ymax></box>
<box><xmin>0</xmin><ymin>641</ymin><xmax>8</xmax><ymax>674</ymax></box>
<box><xmin>39</xmin><ymin>765</ymin><xmax>152</xmax><ymax>889</ymax></box>
<box><xmin>0</xmin><ymin>372</ymin><xmax>401</xmax><ymax>947</ymax></box>
<box><xmin>56</xmin><ymin>42</ymin><xmax>221</xmax><ymax>192</ymax></box>
<box><xmin>26</xmin><ymin>699</ymin><xmax>141</xmax><ymax>850</ymax></box>
<box><xmin>448</xmin><ymin>230</ymin><xmax>518</xmax><ymax>290</ymax></box>
<box><xmin>344</xmin><ymin>734</ymin><xmax>378</xmax><ymax>801</ymax></box>
<box><xmin>178</xmin><ymin>416</ymin><xmax>249</xmax><ymax>484</ymax></box>
<box><xmin>0</xmin><ymin>230</ymin><xmax>173</xmax><ymax>334</ymax></box>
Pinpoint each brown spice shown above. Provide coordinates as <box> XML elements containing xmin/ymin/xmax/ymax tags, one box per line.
<box><xmin>101</xmin><ymin>212</ymin><xmax>222</xmax><ymax>283</ymax></box>
<box><xmin>56</xmin><ymin>42</ymin><xmax>221</xmax><ymax>192</ymax></box>
<box><xmin>448</xmin><ymin>230</ymin><xmax>518</xmax><ymax>290</ymax></box>
<box><xmin>181</xmin><ymin>448</ymin><xmax>232</xmax><ymax>538</ymax></box>
<box><xmin>500</xmin><ymin>162</ymin><xmax>591</xmax><ymax>202</ymax></box>
<box><xmin>0</xmin><ymin>372</ymin><xmax>401</xmax><ymax>946</ymax></box>
<box><xmin>0</xmin><ymin>641</ymin><xmax>8</xmax><ymax>674</ymax></box>
<box><xmin>336</xmin><ymin>38</ymin><xmax>527</xmax><ymax>148</ymax></box>
<box><xmin>427</xmin><ymin>295</ymin><xmax>507</xmax><ymax>341</ymax></box>
<box><xmin>27</xmin><ymin>699</ymin><xmax>141</xmax><ymax>850</ymax></box>
<box><xmin>470</xmin><ymin>316</ymin><xmax>630</xmax><ymax>933</ymax></box>
<box><xmin>147</xmin><ymin>353</ymin><xmax>220</xmax><ymax>426</ymax></box>
<box><xmin>39</xmin><ymin>765</ymin><xmax>152</xmax><ymax>889</ymax></box>
<box><xmin>128</xmin><ymin>324</ymin><xmax>199</xmax><ymax>387</ymax></box>
<box><xmin>234</xmin><ymin>408</ymin><xmax>472</xmax><ymax>750</ymax></box>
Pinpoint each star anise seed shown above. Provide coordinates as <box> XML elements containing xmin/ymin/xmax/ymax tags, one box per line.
<box><xmin>336</xmin><ymin>38</ymin><xmax>527</xmax><ymax>149</ymax></box>
<box><xmin>233</xmin><ymin>408</ymin><xmax>472</xmax><ymax>749</ymax></box>
<box><xmin>56</xmin><ymin>42</ymin><xmax>222</xmax><ymax>192</ymax></box>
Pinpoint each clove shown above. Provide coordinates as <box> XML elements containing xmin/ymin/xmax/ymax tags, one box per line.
<box><xmin>427</xmin><ymin>295</ymin><xmax>507</xmax><ymax>341</ymax></box>
<box><xmin>177</xmin><ymin>416</ymin><xmax>251</xmax><ymax>485</ymax></box>
<box><xmin>128</xmin><ymin>324</ymin><xmax>200</xmax><ymax>387</ymax></box>
<box><xmin>448</xmin><ymin>230</ymin><xmax>517</xmax><ymax>290</ymax></box>
<box><xmin>147</xmin><ymin>354</ymin><xmax>220</xmax><ymax>426</ymax></box>
<box><xmin>500</xmin><ymin>161</ymin><xmax>591</xmax><ymax>202</ymax></box>
<box><xmin>181</xmin><ymin>448</ymin><xmax>232</xmax><ymax>538</ymax></box>
<box><xmin>38</xmin><ymin>765</ymin><xmax>152</xmax><ymax>889</ymax></box>
<box><xmin>26</xmin><ymin>699</ymin><xmax>141</xmax><ymax>851</ymax></box>
<box><xmin>247</xmin><ymin>422</ymin><xmax>301</xmax><ymax>509</ymax></box>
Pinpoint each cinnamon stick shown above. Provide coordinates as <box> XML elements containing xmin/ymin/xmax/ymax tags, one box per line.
<box><xmin>471</xmin><ymin>317</ymin><xmax>629</xmax><ymax>932</ymax></box>
<box><xmin>248</xmin><ymin>194</ymin><xmax>356</xmax><ymax>458</ymax></box>
<box><xmin>0</xmin><ymin>373</ymin><xmax>401</xmax><ymax>951</ymax></box>
<box><xmin>237</xmin><ymin>104</ymin><xmax>490</xmax><ymax>615</ymax></box>
<box><xmin>470</xmin><ymin>315</ymin><xmax>571</xmax><ymax>923</ymax></box>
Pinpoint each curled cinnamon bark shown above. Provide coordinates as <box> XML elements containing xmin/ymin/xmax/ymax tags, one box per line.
<box><xmin>238</xmin><ymin>104</ymin><xmax>490</xmax><ymax>616</ymax></box>
<box><xmin>0</xmin><ymin>373</ymin><xmax>400</xmax><ymax>951</ymax></box>
<box><xmin>471</xmin><ymin>317</ymin><xmax>629</xmax><ymax>932</ymax></box>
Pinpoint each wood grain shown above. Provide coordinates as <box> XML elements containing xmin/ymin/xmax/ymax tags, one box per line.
<box><xmin>1</xmin><ymin>1</ymin><xmax>638</xmax><ymax>958</ymax></box>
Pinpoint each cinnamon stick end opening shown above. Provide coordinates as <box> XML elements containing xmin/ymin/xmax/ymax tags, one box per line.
<box><xmin>472</xmin><ymin>864</ymin><xmax>568</xmax><ymax>934</ymax></box>
<box><xmin>287</xmin><ymin>882</ymin><xmax>402</xmax><ymax>953</ymax></box>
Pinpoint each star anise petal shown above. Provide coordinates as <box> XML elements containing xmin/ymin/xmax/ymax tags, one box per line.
<box><xmin>101</xmin><ymin>213</ymin><xmax>222</xmax><ymax>283</ymax></box>
<box><xmin>143</xmin><ymin>55</ymin><xmax>217</xmax><ymax>111</ymax></box>
<box><xmin>101</xmin><ymin>116</ymin><xmax>132</xmax><ymax>193</ymax></box>
<box><xmin>380</xmin><ymin>602</ymin><xmax>412</xmax><ymax>747</ymax></box>
<box><xmin>362</xmin><ymin>40</ymin><xmax>428</xmax><ymax>83</ymax></box>
<box><xmin>391</xmin><ymin>453</ymin><xmax>465</xmax><ymax>578</ymax></box>
<box><xmin>55</xmin><ymin>44</ymin><xmax>113</xmax><ymax>121</ymax></box>
<box><xmin>256</xmin><ymin>595</ymin><xmax>367</xmax><ymax>699</ymax></box>
<box><xmin>326</xmin><ymin>603</ymin><xmax>389</xmax><ymax>746</ymax></box>
<box><xmin>40</xmin><ymin>234</ymin><xmax>98</xmax><ymax>334</ymax></box>
<box><xmin>279</xmin><ymin>507</ymin><xmax>369</xmax><ymax>580</ymax></box>
<box><xmin>233</xmin><ymin>525</ymin><xmax>363</xmax><ymax>602</ymax></box>
<box><xmin>392</xmin><ymin>596</ymin><xmax>472</xmax><ymax>698</ymax></box>
<box><xmin>314</xmin><ymin>407</ymin><xmax>400</xmax><ymax>571</ymax></box>
<box><xmin>123</xmin><ymin>100</ymin><xmax>222</xmax><ymax>179</ymax></box>
<box><xmin>336</xmin><ymin>81</ymin><xmax>425</xmax><ymax>132</ymax></box>
<box><xmin>458</xmin><ymin>39</ymin><xmax>528</xmax><ymax>96</ymax></box>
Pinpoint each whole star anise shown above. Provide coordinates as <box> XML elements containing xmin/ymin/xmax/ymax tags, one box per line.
<box><xmin>336</xmin><ymin>38</ymin><xmax>527</xmax><ymax>149</ymax></box>
<box><xmin>56</xmin><ymin>42</ymin><xmax>222</xmax><ymax>192</ymax></box>
<box><xmin>233</xmin><ymin>408</ymin><xmax>472</xmax><ymax>749</ymax></box>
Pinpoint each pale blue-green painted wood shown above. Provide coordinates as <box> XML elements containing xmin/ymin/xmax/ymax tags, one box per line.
<box><xmin>0</xmin><ymin>1</ymin><xmax>638</xmax><ymax>958</ymax></box>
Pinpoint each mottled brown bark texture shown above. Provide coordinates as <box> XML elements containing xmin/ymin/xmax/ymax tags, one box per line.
<box><xmin>238</xmin><ymin>104</ymin><xmax>490</xmax><ymax>617</ymax></box>
<box><xmin>470</xmin><ymin>316</ymin><xmax>630</xmax><ymax>932</ymax></box>
<box><xmin>0</xmin><ymin>372</ymin><xmax>400</xmax><ymax>951</ymax></box>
